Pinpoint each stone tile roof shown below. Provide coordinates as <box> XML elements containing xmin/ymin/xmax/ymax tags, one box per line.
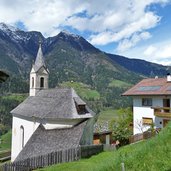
<box><xmin>15</xmin><ymin>121</ymin><xmax>87</xmax><ymax>161</ymax></box>
<box><xmin>123</xmin><ymin>77</ymin><xmax>171</xmax><ymax>96</ymax></box>
<box><xmin>11</xmin><ymin>88</ymin><xmax>94</xmax><ymax>119</ymax></box>
<box><xmin>94</xmin><ymin>121</ymin><xmax>110</xmax><ymax>133</ymax></box>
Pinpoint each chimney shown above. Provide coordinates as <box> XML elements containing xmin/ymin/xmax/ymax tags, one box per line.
<box><xmin>167</xmin><ymin>73</ymin><xmax>171</xmax><ymax>82</ymax></box>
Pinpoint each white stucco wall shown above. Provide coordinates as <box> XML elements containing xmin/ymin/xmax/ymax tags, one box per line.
<box><xmin>133</xmin><ymin>96</ymin><xmax>170</xmax><ymax>135</ymax></box>
<box><xmin>11</xmin><ymin>115</ymin><xmax>84</xmax><ymax>161</ymax></box>
<box><xmin>11</xmin><ymin>116</ymin><xmax>40</xmax><ymax>161</ymax></box>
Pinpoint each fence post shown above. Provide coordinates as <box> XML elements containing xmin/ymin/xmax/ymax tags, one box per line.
<box><xmin>121</xmin><ymin>162</ymin><xmax>125</xmax><ymax>171</ymax></box>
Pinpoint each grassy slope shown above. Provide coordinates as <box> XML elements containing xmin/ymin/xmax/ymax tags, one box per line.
<box><xmin>97</xmin><ymin>108</ymin><xmax>118</xmax><ymax>122</ymax></box>
<box><xmin>1</xmin><ymin>94</ymin><xmax>27</xmax><ymax>102</ymax></box>
<box><xmin>108</xmin><ymin>79</ymin><xmax>132</xmax><ymax>88</ymax></box>
<box><xmin>0</xmin><ymin>130</ymin><xmax>11</xmax><ymax>151</ymax></box>
<box><xmin>59</xmin><ymin>81</ymin><xmax>100</xmax><ymax>100</ymax></box>
<box><xmin>37</xmin><ymin>122</ymin><xmax>171</xmax><ymax>171</ymax></box>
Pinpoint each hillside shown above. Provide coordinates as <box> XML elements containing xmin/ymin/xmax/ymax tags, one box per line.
<box><xmin>37</xmin><ymin>122</ymin><xmax>171</xmax><ymax>171</ymax></box>
<box><xmin>0</xmin><ymin>23</ymin><xmax>141</xmax><ymax>109</ymax></box>
<box><xmin>0</xmin><ymin>22</ymin><xmax>170</xmax><ymax>127</ymax></box>
<box><xmin>107</xmin><ymin>53</ymin><xmax>171</xmax><ymax>77</ymax></box>
<box><xmin>0</xmin><ymin>130</ymin><xmax>11</xmax><ymax>151</ymax></box>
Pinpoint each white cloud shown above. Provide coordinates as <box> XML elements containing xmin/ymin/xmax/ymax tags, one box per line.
<box><xmin>144</xmin><ymin>45</ymin><xmax>157</xmax><ymax>56</ymax></box>
<box><xmin>0</xmin><ymin>0</ymin><xmax>87</xmax><ymax>36</ymax></box>
<box><xmin>119</xmin><ymin>40</ymin><xmax>171</xmax><ymax>65</ymax></box>
<box><xmin>88</xmin><ymin>11</ymin><xmax>160</xmax><ymax>45</ymax></box>
<box><xmin>144</xmin><ymin>43</ymin><xmax>171</xmax><ymax>60</ymax></box>
<box><xmin>0</xmin><ymin>0</ymin><xmax>170</xmax><ymax>52</ymax></box>
<box><xmin>117</xmin><ymin>32</ymin><xmax>151</xmax><ymax>52</ymax></box>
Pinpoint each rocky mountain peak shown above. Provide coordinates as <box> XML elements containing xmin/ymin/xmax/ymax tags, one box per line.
<box><xmin>0</xmin><ymin>22</ymin><xmax>19</xmax><ymax>32</ymax></box>
<box><xmin>57</xmin><ymin>30</ymin><xmax>82</xmax><ymax>43</ymax></box>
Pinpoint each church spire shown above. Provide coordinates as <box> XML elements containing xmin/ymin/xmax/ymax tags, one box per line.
<box><xmin>29</xmin><ymin>42</ymin><xmax>49</xmax><ymax>96</ymax></box>
<box><xmin>34</xmin><ymin>42</ymin><xmax>46</xmax><ymax>72</ymax></box>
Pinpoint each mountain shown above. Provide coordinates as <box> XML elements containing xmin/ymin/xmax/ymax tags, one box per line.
<box><xmin>107</xmin><ymin>53</ymin><xmax>170</xmax><ymax>77</ymax></box>
<box><xmin>0</xmin><ymin>22</ymin><xmax>170</xmax><ymax>109</ymax></box>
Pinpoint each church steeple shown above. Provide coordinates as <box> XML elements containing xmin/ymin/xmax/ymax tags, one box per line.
<box><xmin>34</xmin><ymin>41</ymin><xmax>46</xmax><ymax>72</ymax></box>
<box><xmin>29</xmin><ymin>43</ymin><xmax>49</xmax><ymax>96</ymax></box>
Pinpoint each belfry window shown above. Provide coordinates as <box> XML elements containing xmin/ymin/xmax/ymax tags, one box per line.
<box><xmin>20</xmin><ymin>126</ymin><xmax>24</xmax><ymax>149</ymax></box>
<box><xmin>32</xmin><ymin>77</ymin><xmax>34</xmax><ymax>88</ymax></box>
<box><xmin>40</xmin><ymin>77</ymin><xmax>44</xmax><ymax>88</ymax></box>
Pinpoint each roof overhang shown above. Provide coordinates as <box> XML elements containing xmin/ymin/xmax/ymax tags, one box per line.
<box><xmin>122</xmin><ymin>94</ymin><xmax>171</xmax><ymax>96</ymax></box>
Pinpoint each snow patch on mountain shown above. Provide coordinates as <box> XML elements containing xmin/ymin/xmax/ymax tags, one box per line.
<box><xmin>61</xmin><ymin>30</ymin><xmax>81</xmax><ymax>40</ymax></box>
<box><xmin>0</xmin><ymin>22</ymin><xmax>19</xmax><ymax>32</ymax></box>
<box><xmin>0</xmin><ymin>22</ymin><xmax>31</xmax><ymax>43</ymax></box>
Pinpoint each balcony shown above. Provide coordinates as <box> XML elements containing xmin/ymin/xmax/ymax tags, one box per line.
<box><xmin>152</xmin><ymin>107</ymin><xmax>171</xmax><ymax>118</ymax></box>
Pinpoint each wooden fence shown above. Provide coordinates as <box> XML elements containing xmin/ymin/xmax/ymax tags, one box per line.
<box><xmin>0</xmin><ymin>145</ymin><xmax>104</xmax><ymax>171</ymax></box>
<box><xmin>129</xmin><ymin>130</ymin><xmax>156</xmax><ymax>144</ymax></box>
<box><xmin>129</xmin><ymin>133</ymin><xmax>143</xmax><ymax>143</ymax></box>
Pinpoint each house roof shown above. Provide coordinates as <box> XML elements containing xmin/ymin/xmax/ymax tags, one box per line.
<box><xmin>11</xmin><ymin>88</ymin><xmax>94</xmax><ymax>119</ymax></box>
<box><xmin>94</xmin><ymin>121</ymin><xmax>110</xmax><ymax>133</ymax></box>
<box><xmin>0</xmin><ymin>71</ymin><xmax>9</xmax><ymax>83</ymax></box>
<box><xmin>15</xmin><ymin>121</ymin><xmax>87</xmax><ymax>161</ymax></box>
<box><xmin>123</xmin><ymin>77</ymin><xmax>171</xmax><ymax>96</ymax></box>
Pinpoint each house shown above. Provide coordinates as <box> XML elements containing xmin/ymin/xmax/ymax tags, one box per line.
<box><xmin>123</xmin><ymin>74</ymin><xmax>171</xmax><ymax>135</ymax></box>
<box><xmin>0</xmin><ymin>71</ymin><xmax>9</xmax><ymax>83</ymax></box>
<box><xmin>11</xmin><ymin>43</ymin><xmax>95</xmax><ymax>162</ymax></box>
<box><xmin>93</xmin><ymin>121</ymin><xmax>112</xmax><ymax>145</ymax></box>
<box><xmin>93</xmin><ymin>131</ymin><xmax>112</xmax><ymax>145</ymax></box>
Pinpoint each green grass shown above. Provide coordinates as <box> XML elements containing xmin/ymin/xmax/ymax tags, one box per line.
<box><xmin>1</xmin><ymin>94</ymin><xmax>27</xmax><ymax>102</ymax></box>
<box><xmin>108</xmin><ymin>79</ymin><xmax>132</xmax><ymax>88</ymax></box>
<box><xmin>97</xmin><ymin>108</ymin><xmax>118</xmax><ymax>122</ymax></box>
<box><xmin>0</xmin><ymin>130</ymin><xmax>11</xmax><ymax>151</ymax></box>
<box><xmin>37</xmin><ymin>123</ymin><xmax>171</xmax><ymax>171</ymax></box>
<box><xmin>59</xmin><ymin>81</ymin><xmax>100</xmax><ymax>100</ymax></box>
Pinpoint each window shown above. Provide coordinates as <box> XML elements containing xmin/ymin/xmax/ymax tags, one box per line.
<box><xmin>40</xmin><ymin>77</ymin><xmax>44</xmax><ymax>88</ymax></box>
<box><xmin>142</xmin><ymin>98</ymin><xmax>152</xmax><ymax>106</ymax></box>
<box><xmin>20</xmin><ymin>126</ymin><xmax>24</xmax><ymax>149</ymax></box>
<box><xmin>76</xmin><ymin>105</ymin><xmax>87</xmax><ymax>114</ymax></box>
<box><xmin>32</xmin><ymin>77</ymin><xmax>34</xmax><ymax>88</ymax></box>
<box><xmin>142</xmin><ymin>117</ymin><xmax>153</xmax><ymax>125</ymax></box>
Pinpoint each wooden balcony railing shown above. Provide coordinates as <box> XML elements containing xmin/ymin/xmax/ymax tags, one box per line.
<box><xmin>152</xmin><ymin>107</ymin><xmax>171</xmax><ymax>118</ymax></box>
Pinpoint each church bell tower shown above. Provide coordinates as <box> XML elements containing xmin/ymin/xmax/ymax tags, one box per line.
<box><xmin>29</xmin><ymin>42</ymin><xmax>49</xmax><ymax>96</ymax></box>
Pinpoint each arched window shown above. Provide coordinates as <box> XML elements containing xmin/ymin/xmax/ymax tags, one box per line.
<box><xmin>20</xmin><ymin>126</ymin><xmax>24</xmax><ymax>149</ymax></box>
<box><xmin>32</xmin><ymin>77</ymin><xmax>34</xmax><ymax>88</ymax></box>
<box><xmin>40</xmin><ymin>77</ymin><xmax>44</xmax><ymax>88</ymax></box>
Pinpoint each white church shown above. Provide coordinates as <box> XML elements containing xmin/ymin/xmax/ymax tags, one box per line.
<box><xmin>11</xmin><ymin>43</ymin><xmax>95</xmax><ymax>162</ymax></box>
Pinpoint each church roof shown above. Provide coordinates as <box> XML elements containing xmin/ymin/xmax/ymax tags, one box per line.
<box><xmin>33</xmin><ymin>43</ymin><xmax>47</xmax><ymax>72</ymax></box>
<box><xmin>11</xmin><ymin>88</ymin><xmax>94</xmax><ymax>119</ymax></box>
<box><xmin>15</xmin><ymin>121</ymin><xmax>87</xmax><ymax>161</ymax></box>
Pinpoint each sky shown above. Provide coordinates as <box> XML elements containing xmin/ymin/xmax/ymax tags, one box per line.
<box><xmin>0</xmin><ymin>0</ymin><xmax>171</xmax><ymax>65</ymax></box>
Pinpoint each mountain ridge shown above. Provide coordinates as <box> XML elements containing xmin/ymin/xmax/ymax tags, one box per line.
<box><xmin>0</xmin><ymin>23</ymin><xmax>170</xmax><ymax>109</ymax></box>
<box><xmin>0</xmin><ymin>22</ymin><xmax>170</xmax><ymax>78</ymax></box>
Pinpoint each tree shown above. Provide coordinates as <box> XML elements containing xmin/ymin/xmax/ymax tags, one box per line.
<box><xmin>109</xmin><ymin>107</ymin><xmax>133</xmax><ymax>146</ymax></box>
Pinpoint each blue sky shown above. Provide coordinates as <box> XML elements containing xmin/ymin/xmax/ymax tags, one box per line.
<box><xmin>0</xmin><ymin>0</ymin><xmax>171</xmax><ymax>65</ymax></box>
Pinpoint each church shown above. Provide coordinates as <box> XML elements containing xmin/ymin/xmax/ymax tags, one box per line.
<box><xmin>11</xmin><ymin>43</ymin><xmax>95</xmax><ymax>162</ymax></box>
